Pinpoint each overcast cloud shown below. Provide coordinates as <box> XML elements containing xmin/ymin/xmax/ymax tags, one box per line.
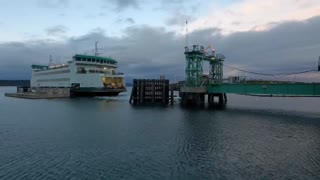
<box><xmin>0</xmin><ymin>0</ymin><xmax>319</xmax><ymax>82</ymax></box>
<box><xmin>102</xmin><ymin>0</ymin><xmax>140</xmax><ymax>11</ymax></box>
<box><xmin>0</xmin><ymin>15</ymin><xmax>319</xmax><ymax>82</ymax></box>
<box><xmin>46</xmin><ymin>25</ymin><xmax>68</xmax><ymax>37</ymax></box>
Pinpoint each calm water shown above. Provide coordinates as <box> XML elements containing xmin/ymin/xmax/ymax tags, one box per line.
<box><xmin>0</xmin><ymin>87</ymin><xmax>319</xmax><ymax>179</ymax></box>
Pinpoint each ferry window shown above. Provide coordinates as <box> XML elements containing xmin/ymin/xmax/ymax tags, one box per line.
<box><xmin>76</xmin><ymin>57</ymin><xmax>81</xmax><ymax>61</ymax></box>
<box><xmin>92</xmin><ymin>59</ymin><xmax>96</xmax><ymax>62</ymax></box>
<box><xmin>88</xmin><ymin>58</ymin><xmax>92</xmax><ymax>62</ymax></box>
<box><xmin>81</xmin><ymin>58</ymin><xmax>86</xmax><ymax>61</ymax></box>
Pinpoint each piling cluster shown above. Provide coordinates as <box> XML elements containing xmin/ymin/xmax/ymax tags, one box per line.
<box><xmin>129</xmin><ymin>79</ymin><xmax>174</xmax><ymax>105</ymax></box>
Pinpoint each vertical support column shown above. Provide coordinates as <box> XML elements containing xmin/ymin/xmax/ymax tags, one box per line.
<box><xmin>200</xmin><ymin>94</ymin><xmax>205</xmax><ymax>106</ymax></box>
<box><xmin>139</xmin><ymin>80</ymin><xmax>144</xmax><ymax>104</ymax></box>
<box><xmin>208</xmin><ymin>94</ymin><xmax>214</xmax><ymax>105</ymax></box>
<box><xmin>218</xmin><ymin>94</ymin><xmax>223</xmax><ymax>105</ymax></box>
<box><xmin>162</xmin><ymin>80</ymin><xmax>166</xmax><ymax>104</ymax></box>
<box><xmin>152</xmin><ymin>79</ymin><xmax>155</xmax><ymax>103</ymax></box>
<box><xmin>170</xmin><ymin>85</ymin><xmax>174</xmax><ymax>105</ymax></box>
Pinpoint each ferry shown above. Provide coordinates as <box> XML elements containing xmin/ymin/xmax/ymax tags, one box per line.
<box><xmin>31</xmin><ymin>54</ymin><xmax>126</xmax><ymax>96</ymax></box>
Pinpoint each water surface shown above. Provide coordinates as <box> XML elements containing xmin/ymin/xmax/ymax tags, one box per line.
<box><xmin>0</xmin><ymin>87</ymin><xmax>319</xmax><ymax>179</ymax></box>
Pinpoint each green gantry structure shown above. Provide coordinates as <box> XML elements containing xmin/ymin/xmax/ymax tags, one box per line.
<box><xmin>185</xmin><ymin>45</ymin><xmax>225</xmax><ymax>87</ymax></box>
<box><xmin>182</xmin><ymin>44</ymin><xmax>320</xmax><ymax>105</ymax></box>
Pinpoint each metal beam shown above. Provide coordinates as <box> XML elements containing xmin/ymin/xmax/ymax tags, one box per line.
<box><xmin>208</xmin><ymin>83</ymin><xmax>320</xmax><ymax>96</ymax></box>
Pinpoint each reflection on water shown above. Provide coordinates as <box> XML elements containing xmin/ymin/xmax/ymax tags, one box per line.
<box><xmin>0</xmin><ymin>87</ymin><xmax>319</xmax><ymax>179</ymax></box>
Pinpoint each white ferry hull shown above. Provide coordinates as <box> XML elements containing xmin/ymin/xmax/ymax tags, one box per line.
<box><xmin>71</xmin><ymin>87</ymin><xmax>126</xmax><ymax>97</ymax></box>
<box><xmin>31</xmin><ymin>54</ymin><xmax>126</xmax><ymax>97</ymax></box>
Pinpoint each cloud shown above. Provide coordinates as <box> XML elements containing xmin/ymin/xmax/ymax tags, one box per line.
<box><xmin>90</xmin><ymin>27</ymin><xmax>106</xmax><ymax>34</ymax></box>
<box><xmin>98</xmin><ymin>12</ymin><xmax>106</xmax><ymax>17</ymax></box>
<box><xmin>165</xmin><ymin>12</ymin><xmax>192</xmax><ymax>26</ymax></box>
<box><xmin>189</xmin><ymin>0</ymin><xmax>320</xmax><ymax>34</ymax></box>
<box><xmin>154</xmin><ymin>0</ymin><xmax>202</xmax><ymax>14</ymax></box>
<box><xmin>102</xmin><ymin>0</ymin><xmax>139</xmax><ymax>11</ymax></box>
<box><xmin>38</xmin><ymin>0</ymin><xmax>69</xmax><ymax>8</ymax></box>
<box><xmin>0</xmin><ymin>16</ymin><xmax>319</xmax><ymax>82</ymax></box>
<box><xmin>116</xmin><ymin>18</ymin><xmax>135</xmax><ymax>24</ymax></box>
<box><xmin>45</xmin><ymin>25</ymin><xmax>68</xmax><ymax>37</ymax></box>
<box><xmin>125</xmin><ymin>18</ymin><xmax>135</xmax><ymax>24</ymax></box>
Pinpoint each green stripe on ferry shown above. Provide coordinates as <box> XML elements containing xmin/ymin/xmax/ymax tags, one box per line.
<box><xmin>73</xmin><ymin>54</ymin><xmax>117</xmax><ymax>63</ymax></box>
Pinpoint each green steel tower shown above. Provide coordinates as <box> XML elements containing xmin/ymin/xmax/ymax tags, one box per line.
<box><xmin>184</xmin><ymin>45</ymin><xmax>225</xmax><ymax>87</ymax></box>
<box><xmin>209</xmin><ymin>54</ymin><xmax>225</xmax><ymax>84</ymax></box>
<box><xmin>184</xmin><ymin>45</ymin><xmax>204</xmax><ymax>87</ymax></box>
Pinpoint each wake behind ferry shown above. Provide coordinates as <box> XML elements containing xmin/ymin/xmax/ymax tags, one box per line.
<box><xmin>31</xmin><ymin>53</ymin><xmax>126</xmax><ymax>96</ymax></box>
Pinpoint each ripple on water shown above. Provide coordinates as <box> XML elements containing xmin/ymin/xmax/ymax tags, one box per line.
<box><xmin>0</xmin><ymin>88</ymin><xmax>320</xmax><ymax>179</ymax></box>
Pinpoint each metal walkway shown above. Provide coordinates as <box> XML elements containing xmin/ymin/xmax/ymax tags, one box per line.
<box><xmin>181</xmin><ymin>44</ymin><xmax>320</xmax><ymax>105</ymax></box>
<box><xmin>208</xmin><ymin>83</ymin><xmax>320</xmax><ymax>96</ymax></box>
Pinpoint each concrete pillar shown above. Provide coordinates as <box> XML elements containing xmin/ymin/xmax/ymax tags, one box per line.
<box><xmin>218</xmin><ymin>94</ymin><xmax>223</xmax><ymax>105</ymax></box>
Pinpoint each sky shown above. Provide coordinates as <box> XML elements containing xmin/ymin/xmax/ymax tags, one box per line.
<box><xmin>0</xmin><ymin>0</ymin><xmax>319</xmax><ymax>82</ymax></box>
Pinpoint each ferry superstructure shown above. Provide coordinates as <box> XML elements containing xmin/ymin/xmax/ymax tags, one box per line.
<box><xmin>31</xmin><ymin>54</ymin><xmax>126</xmax><ymax>96</ymax></box>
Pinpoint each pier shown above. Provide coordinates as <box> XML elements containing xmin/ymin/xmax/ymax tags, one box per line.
<box><xmin>5</xmin><ymin>87</ymin><xmax>70</xmax><ymax>99</ymax></box>
<box><xmin>129</xmin><ymin>79</ymin><xmax>174</xmax><ymax>105</ymax></box>
<box><xmin>5</xmin><ymin>45</ymin><xmax>320</xmax><ymax>102</ymax></box>
<box><xmin>180</xmin><ymin>45</ymin><xmax>320</xmax><ymax>106</ymax></box>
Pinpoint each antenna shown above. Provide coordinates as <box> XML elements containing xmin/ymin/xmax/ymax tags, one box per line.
<box><xmin>318</xmin><ymin>56</ymin><xmax>320</xmax><ymax>71</ymax></box>
<box><xmin>49</xmin><ymin>55</ymin><xmax>53</xmax><ymax>66</ymax></box>
<box><xmin>95</xmin><ymin>42</ymin><xmax>98</xmax><ymax>56</ymax></box>
<box><xmin>94</xmin><ymin>41</ymin><xmax>102</xmax><ymax>56</ymax></box>
<box><xmin>186</xmin><ymin>19</ymin><xmax>188</xmax><ymax>47</ymax></box>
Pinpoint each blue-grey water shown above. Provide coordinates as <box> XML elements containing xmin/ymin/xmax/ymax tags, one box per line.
<box><xmin>0</xmin><ymin>86</ymin><xmax>320</xmax><ymax>179</ymax></box>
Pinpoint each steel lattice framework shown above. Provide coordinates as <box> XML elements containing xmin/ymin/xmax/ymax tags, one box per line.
<box><xmin>209</xmin><ymin>54</ymin><xmax>224</xmax><ymax>84</ymax></box>
<box><xmin>184</xmin><ymin>45</ymin><xmax>224</xmax><ymax>87</ymax></box>
<box><xmin>185</xmin><ymin>54</ymin><xmax>203</xmax><ymax>87</ymax></box>
<box><xmin>182</xmin><ymin>45</ymin><xmax>320</xmax><ymax>97</ymax></box>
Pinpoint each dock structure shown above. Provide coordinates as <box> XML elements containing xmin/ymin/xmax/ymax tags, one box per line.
<box><xmin>180</xmin><ymin>45</ymin><xmax>320</xmax><ymax>106</ymax></box>
<box><xmin>129</xmin><ymin>79</ymin><xmax>174</xmax><ymax>105</ymax></box>
<box><xmin>180</xmin><ymin>45</ymin><xmax>226</xmax><ymax>106</ymax></box>
<box><xmin>5</xmin><ymin>87</ymin><xmax>70</xmax><ymax>99</ymax></box>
